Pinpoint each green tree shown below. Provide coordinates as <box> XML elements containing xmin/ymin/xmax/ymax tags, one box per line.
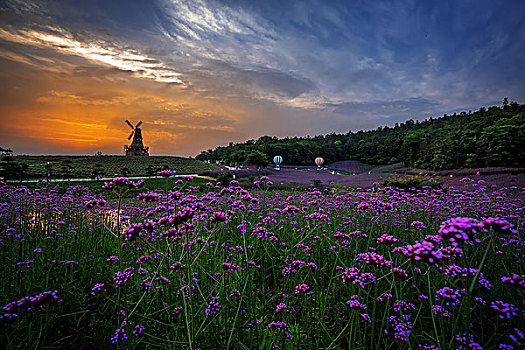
<box><xmin>479</xmin><ymin>124</ymin><xmax>524</xmax><ymax>167</ymax></box>
<box><xmin>0</xmin><ymin>158</ymin><xmax>28</xmax><ymax>180</ymax></box>
<box><xmin>245</xmin><ymin>150</ymin><xmax>268</xmax><ymax>168</ymax></box>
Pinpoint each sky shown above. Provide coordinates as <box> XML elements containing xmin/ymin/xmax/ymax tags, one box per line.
<box><xmin>0</xmin><ymin>0</ymin><xmax>524</xmax><ymax>156</ymax></box>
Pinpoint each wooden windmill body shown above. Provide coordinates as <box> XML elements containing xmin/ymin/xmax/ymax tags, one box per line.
<box><xmin>124</xmin><ymin>120</ymin><xmax>149</xmax><ymax>156</ymax></box>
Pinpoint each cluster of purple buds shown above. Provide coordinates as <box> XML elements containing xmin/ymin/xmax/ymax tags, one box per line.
<box><xmin>114</xmin><ymin>271</ymin><xmax>133</xmax><ymax>288</ymax></box>
<box><xmin>501</xmin><ymin>274</ymin><xmax>525</xmax><ymax>289</ymax></box>
<box><xmin>360</xmin><ymin>313</ymin><xmax>371</xmax><ymax>322</ymax></box>
<box><xmin>435</xmin><ymin>287</ymin><xmax>463</xmax><ymax>306</ymax></box>
<box><xmin>106</xmin><ymin>256</ymin><xmax>119</xmax><ymax>263</ymax></box>
<box><xmin>491</xmin><ymin>301</ymin><xmax>518</xmax><ymax>319</ymax></box>
<box><xmin>355</xmin><ymin>252</ymin><xmax>392</xmax><ymax>268</ymax></box>
<box><xmin>170</xmin><ymin>262</ymin><xmax>185</xmax><ymax>271</ymax></box>
<box><xmin>133</xmin><ymin>325</ymin><xmax>145</xmax><ymax>337</ymax></box>
<box><xmin>0</xmin><ymin>313</ymin><xmax>18</xmax><ymax>325</ymax></box>
<box><xmin>110</xmin><ymin>328</ymin><xmax>127</xmax><ymax>343</ymax></box>
<box><xmin>124</xmin><ymin>223</ymin><xmax>143</xmax><ymax>241</ymax></box>
<box><xmin>438</xmin><ymin>217</ymin><xmax>485</xmax><ymax>246</ymax></box>
<box><xmin>357</xmin><ymin>202</ymin><xmax>369</xmax><ymax>210</ymax></box>
<box><xmin>437</xmin><ymin>246</ymin><xmax>463</xmax><ymax>259</ymax></box>
<box><xmin>143</xmin><ymin>220</ymin><xmax>155</xmax><ymax>234</ymax></box>
<box><xmin>411</xmin><ymin>221</ymin><xmax>426</xmax><ymax>230</ymax></box>
<box><xmin>221</xmin><ymin>262</ymin><xmax>240</xmax><ymax>271</ymax></box>
<box><xmin>84</xmin><ymin>199</ymin><xmax>106</xmax><ymax>208</ymax></box>
<box><xmin>295</xmin><ymin>283</ymin><xmax>310</xmax><ymax>294</ymax></box>
<box><xmin>346</xmin><ymin>300</ymin><xmax>367</xmax><ymax>310</ymax></box>
<box><xmin>2</xmin><ymin>290</ymin><xmax>61</xmax><ymax>312</ymax></box>
<box><xmin>339</xmin><ymin>267</ymin><xmax>376</xmax><ymax>288</ymax></box>
<box><xmin>268</xmin><ymin>321</ymin><xmax>288</xmax><ymax>330</ymax></box>
<box><xmin>482</xmin><ymin>217</ymin><xmax>517</xmax><ymax>234</ymax></box>
<box><xmin>91</xmin><ymin>283</ymin><xmax>106</xmax><ymax>296</ymax></box>
<box><xmin>282</xmin><ymin>205</ymin><xmax>301</xmax><ymax>215</ymax></box>
<box><xmin>393</xmin><ymin>300</ymin><xmax>416</xmax><ymax>312</ymax></box>
<box><xmin>455</xmin><ymin>333</ymin><xmax>483</xmax><ymax>350</ymax></box>
<box><xmin>377</xmin><ymin>234</ymin><xmax>398</xmax><ymax>245</ymax></box>
<box><xmin>130</xmin><ymin>179</ymin><xmax>144</xmax><ymax>189</ymax></box>
<box><xmin>509</xmin><ymin>328</ymin><xmax>524</xmax><ymax>343</ymax></box>
<box><xmin>210</xmin><ymin>212</ymin><xmax>228</xmax><ymax>223</ymax></box>
<box><xmin>392</xmin><ymin>268</ymin><xmax>408</xmax><ymax>281</ymax></box>
<box><xmin>158</xmin><ymin>169</ymin><xmax>175</xmax><ymax>178</ymax></box>
<box><xmin>432</xmin><ymin>305</ymin><xmax>452</xmax><ymax>317</ymax></box>
<box><xmin>114</xmin><ymin>177</ymin><xmax>131</xmax><ymax>188</ymax></box>
<box><xmin>204</xmin><ymin>296</ymin><xmax>221</xmax><ymax>316</ymax></box>
<box><xmin>388</xmin><ymin>315</ymin><xmax>412</xmax><ymax>343</ymax></box>
<box><xmin>275</xmin><ymin>303</ymin><xmax>293</xmax><ymax>313</ymax></box>
<box><xmin>407</xmin><ymin>241</ymin><xmax>445</xmax><ymax>265</ymax></box>
<box><xmin>103</xmin><ymin>177</ymin><xmax>144</xmax><ymax>190</ymax></box>
<box><xmin>169</xmin><ymin>208</ymin><xmax>194</xmax><ymax>226</ymax></box>
<box><xmin>137</xmin><ymin>191</ymin><xmax>162</xmax><ymax>203</ymax></box>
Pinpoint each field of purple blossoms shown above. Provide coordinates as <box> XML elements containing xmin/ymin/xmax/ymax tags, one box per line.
<box><xmin>1</xmin><ymin>174</ymin><xmax>524</xmax><ymax>349</ymax></box>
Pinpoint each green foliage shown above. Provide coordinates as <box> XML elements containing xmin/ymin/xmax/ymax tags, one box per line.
<box><xmin>245</xmin><ymin>150</ymin><xmax>268</xmax><ymax>168</ymax></box>
<box><xmin>197</xmin><ymin>102</ymin><xmax>525</xmax><ymax>170</ymax></box>
<box><xmin>216</xmin><ymin>172</ymin><xmax>234</xmax><ymax>185</ymax></box>
<box><xmin>0</xmin><ymin>157</ymin><xmax>28</xmax><ymax>180</ymax></box>
<box><xmin>382</xmin><ymin>174</ymin><xmax>443</xmax><ymax>190</ymax></box>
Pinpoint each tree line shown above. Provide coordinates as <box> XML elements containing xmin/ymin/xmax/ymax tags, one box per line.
<box><xmin>196</xmin><ymin>100</ymin><xmax>524</xmax><ymax>170</ymax></box>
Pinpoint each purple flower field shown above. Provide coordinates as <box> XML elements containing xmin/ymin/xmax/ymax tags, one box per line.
<box><xmin>0</xmin><ymin>175</ymin><xmax>524</xmax><ymax>349</ymax></box>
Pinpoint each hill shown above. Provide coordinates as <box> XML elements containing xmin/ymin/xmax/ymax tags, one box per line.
<box><xmin>1</xmin><ymin>155</ymin><xmax>218</xmax><ymax>180</ymax></box>
<box><xmin>197</xmin><ymin>101</ymin><xmax>525</xmax><ymax>170</ymax></box>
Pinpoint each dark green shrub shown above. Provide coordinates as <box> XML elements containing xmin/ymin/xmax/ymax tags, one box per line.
<box><xmin>383</xmin><ymin>174</ymin><xmax>442</xmax><ymax>190</ymax></box>
<box><xmin>216</xmin><ymin>172</ymin><xmax>233</xmax><ymax>185</ymax></box>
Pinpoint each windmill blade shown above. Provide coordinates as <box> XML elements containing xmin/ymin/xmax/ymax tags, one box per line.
<box><xmin>135</xmin><ymin>120</ymin><xmax>143</xmax><ymax>128</ymax></box>
<box><xmin>128</xmin><ymin>131</ymin><xmax>134</xmax><ymax>140</ymax></box>
<box><xmin>125</xmin><ymin>120</ymin><xmax>134</xmax><ymax>129</ymax></box>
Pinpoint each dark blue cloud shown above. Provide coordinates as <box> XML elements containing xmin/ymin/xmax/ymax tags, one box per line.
<box><xmin>1</xmin><ymin>0</ymin><xmax>524</xmax><ymax>145</ymax></box>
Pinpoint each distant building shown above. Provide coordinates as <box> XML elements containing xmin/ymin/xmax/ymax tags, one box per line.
<box><xmin>124</xmin><ymin>120</ymin><xmax>149</xmax><ymax>156</ymax></box>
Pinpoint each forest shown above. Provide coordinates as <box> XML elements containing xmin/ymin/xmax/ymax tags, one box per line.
<box><xmin>196</xmin><ymin>100</ymin><xmax>524</xmax><ymax>170</ymax></box>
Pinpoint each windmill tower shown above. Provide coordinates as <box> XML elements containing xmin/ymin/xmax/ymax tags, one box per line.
<box><xmin>124</xmin><ymin>120</ymin><xmax>149</xmax><ymax>156</ymax></box>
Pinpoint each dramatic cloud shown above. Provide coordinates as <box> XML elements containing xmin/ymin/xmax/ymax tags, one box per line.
<box><xmin>0</xmin><ymin>0</ymin><xmax>523</xmax><ymax>155</ymax></box>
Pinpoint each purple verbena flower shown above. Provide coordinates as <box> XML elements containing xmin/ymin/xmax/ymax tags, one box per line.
<box><xmin>295</xmin><ymin>284</ymin><xmax>309</xmax><ymax>294</ymax></box>
<box><xmin>110</xmin><ymin>328</ymin><xmax>127</xmax><ymax>343</ymax></box>
<box><xmin>133</xmin><ymin>324</ymin><xmax>145</xmax><ymax>337</ymax></box>
<box><xmin>435</xmin><ymin>287</ymin><xmax>463</xmax><ymax>306</ymax></box>
<box><xmin>205</xmin><ymin>297</ymin><xmax>221</xmax><ymax>316</ymax></box>
<box><xmin>438</xmin><ymin>217</ymin><xmax>485</xmax><ymax>246</ymax></box>
<box><xmin>491</xmin><ymin>301</ymin><xmax>518</xmax><ymax>319</ymax></box>
<box><xmin>407</xmin><ymin>241</ymin><xmax>444</xmax><ymax>265</ymax></box>
<box><xmin>91</xmin><ymin>283</ymin><xmax>106</xmax><ymax>296</ymax></box>
<box><xmin>158</xmin><ymin>170</ymin><xmax>174</xmax><ymax>178</ymax></box>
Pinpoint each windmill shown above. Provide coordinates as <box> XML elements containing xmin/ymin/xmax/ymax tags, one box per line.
<box><xmin>124</xmin><ymin>120</ymin><xmax>149</xmax><ymax>156</ymax></box>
